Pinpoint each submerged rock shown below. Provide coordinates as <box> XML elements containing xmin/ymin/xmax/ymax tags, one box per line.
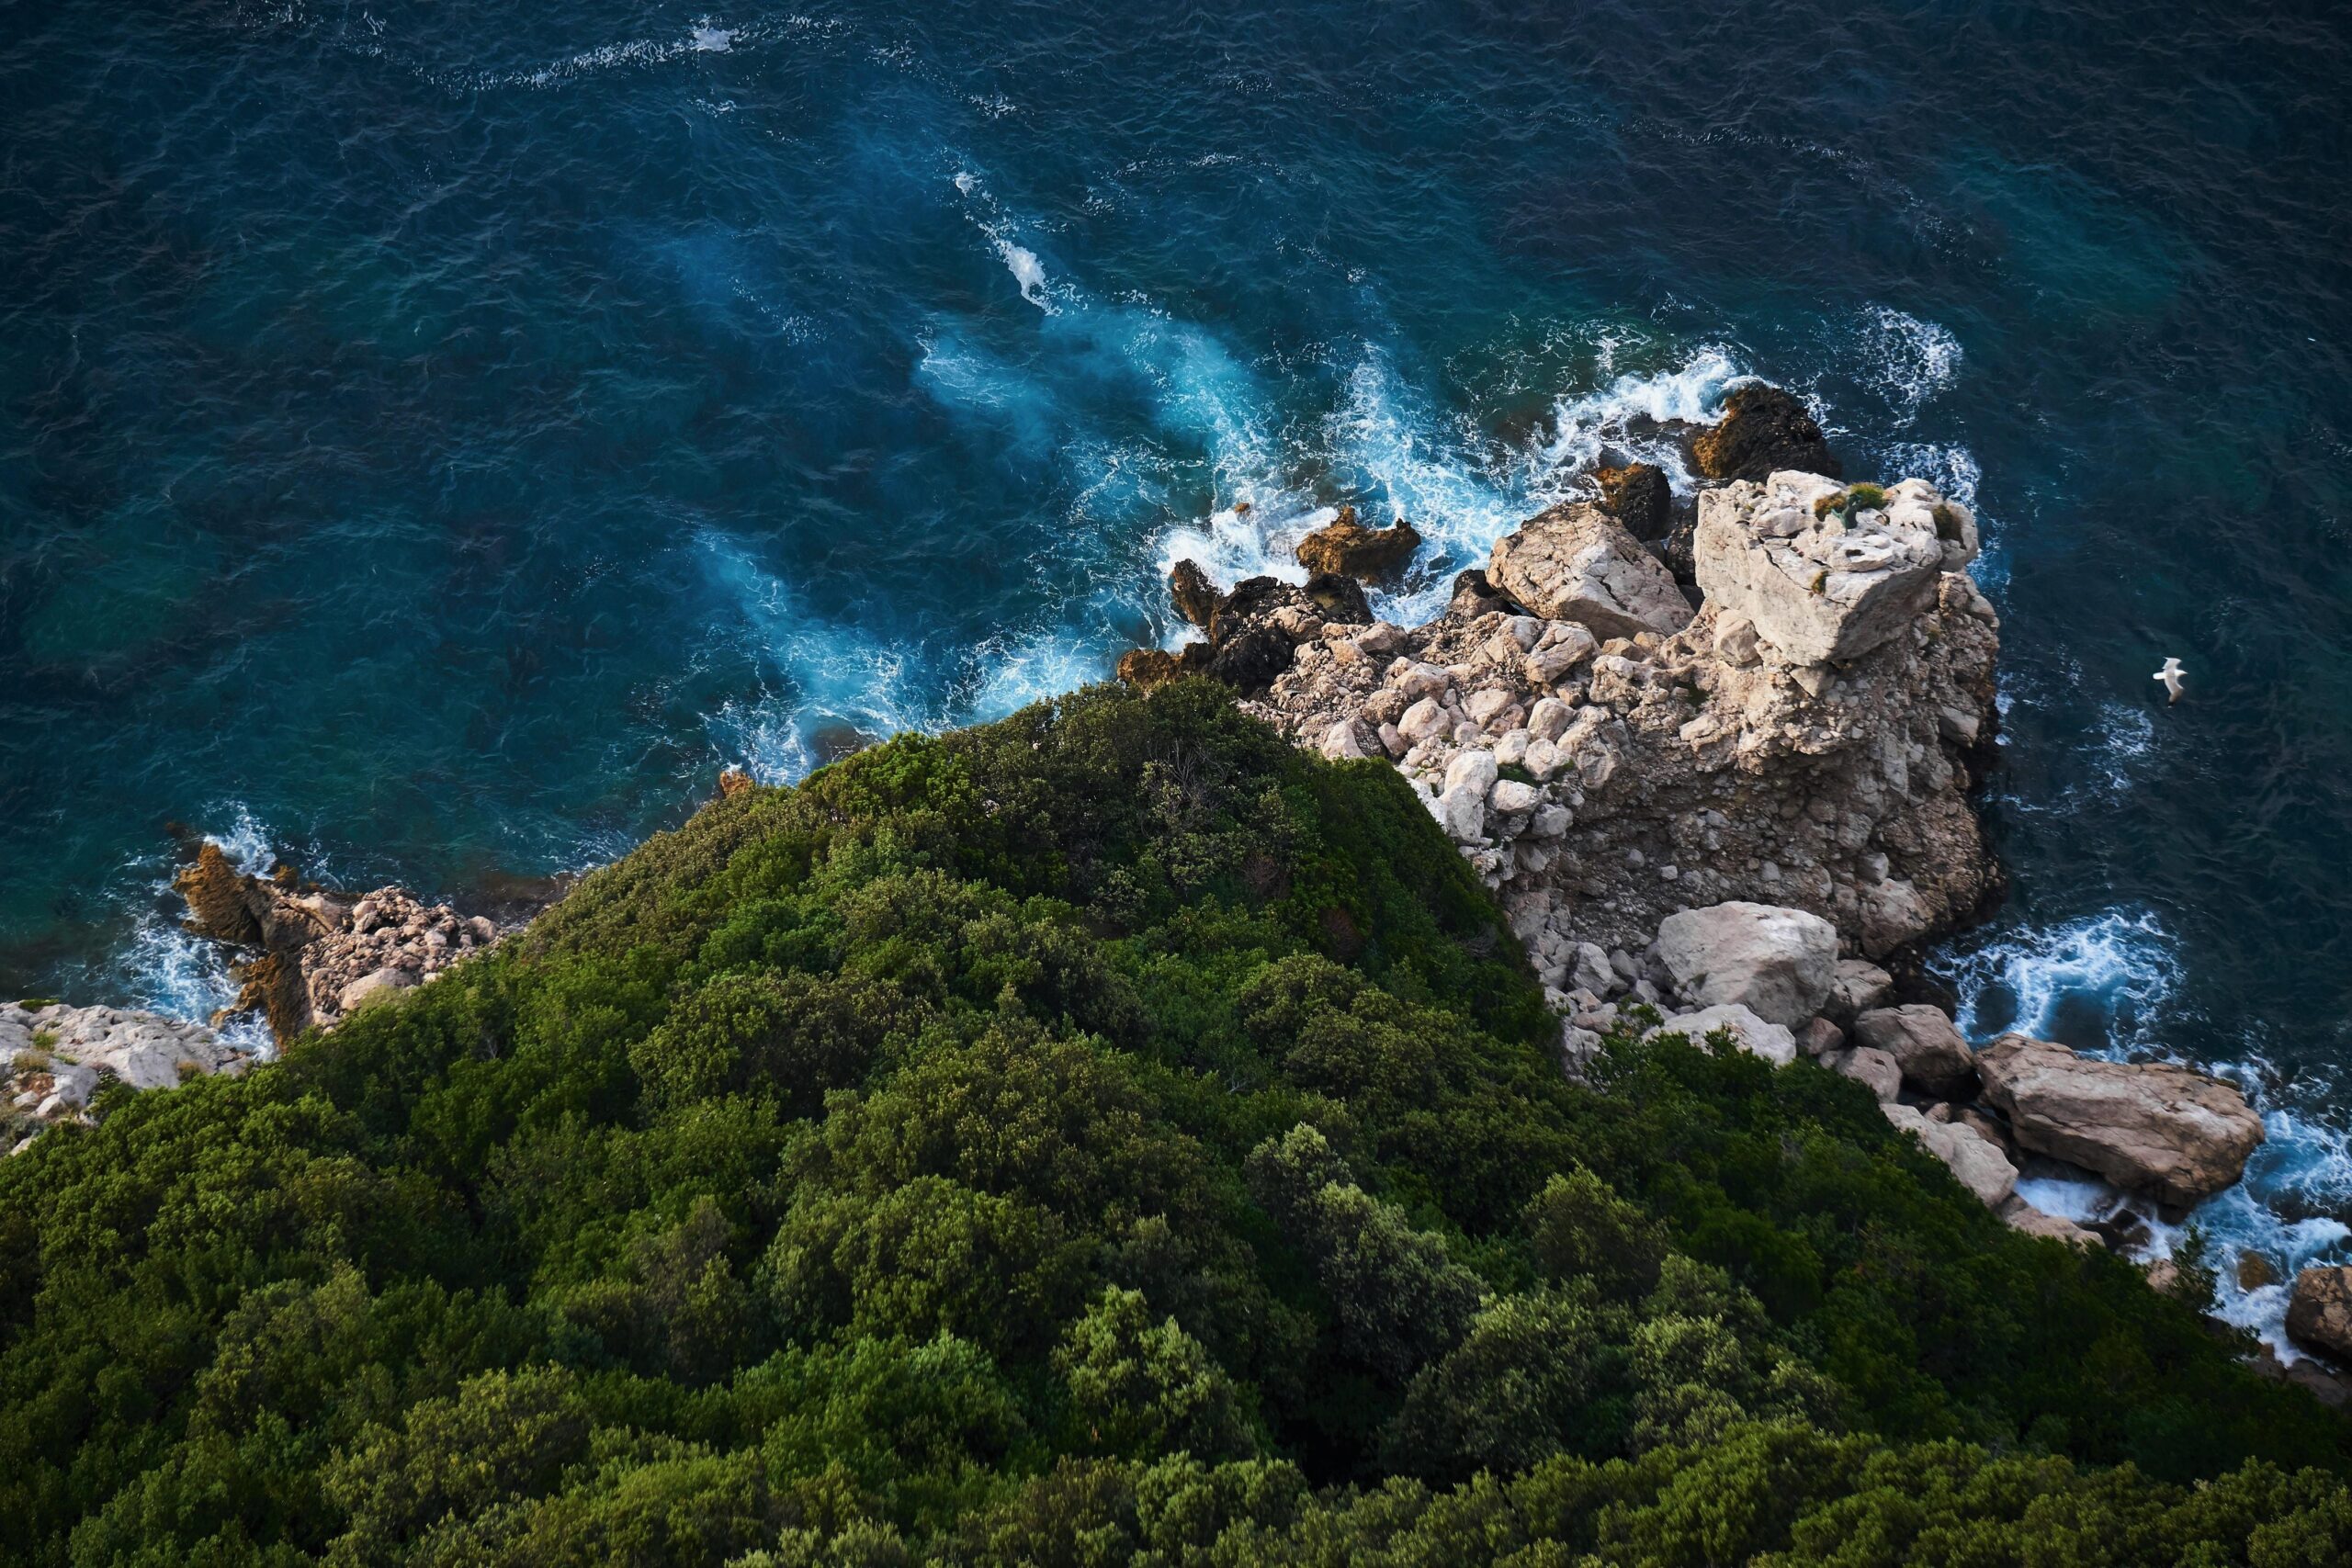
<box><xmin>1690</xmin><ymin>383</ymin><xmax>1840</xmax><ymax>482</ymax></box>
<box><xmin>1976</xmin><ymin>1034</ymin><xmax>2265</xmax><ymax>1208</ymax></box>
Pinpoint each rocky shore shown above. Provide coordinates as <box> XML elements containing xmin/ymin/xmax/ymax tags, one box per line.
<box><xmin>1129</xmin><ymin>384</ymin><xmax>2342</xmax><ymax>1383</ymax></box>
<box><xmin>4</xmin><ymin>850</ymin><xmax>514</xmax><ymax>1150</ymax></box>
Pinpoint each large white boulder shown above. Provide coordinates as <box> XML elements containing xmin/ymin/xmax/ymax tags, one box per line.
<box><xmin>1693</xmin><ymin>470</ymin><xmax>1972</xmax><ymax>665</ymax></box>
<box><xmin>1488</xmin><ymin>502</ymin><xmax>1692</xmax><ymax>640</ymax></box>
<box><xmin>1976</xmin><ymin>1034</ymin><xmax>2264</xmax><ymax>1208</ymax></box>
<box><xmin>1652</xmin><ymin>901</ymin><xmax>1838</xmax><ymax>1029</ymax></box>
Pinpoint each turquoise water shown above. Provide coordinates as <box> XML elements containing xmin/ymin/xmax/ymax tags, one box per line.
<box><xmin>4</xmin><ymin>4</ymin><xmax>2349</xmax><ymax>1337</ymax></box>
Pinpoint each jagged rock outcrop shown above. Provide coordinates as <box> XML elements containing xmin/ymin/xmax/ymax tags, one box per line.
<box><xmin>1651</xmin><ymin>900</ymin><xmax>1836</xmax><ymax>1028</ymax></box>
<box><xmin>1230</xmin><ymin>468</ymin><xmax>2001</xmax><ymax>967</ymax></box>
<box><xmin>1594</xmin><ymin>462</ymin><xmax>1672</xmax><ymax>541</ymax></box>
<box><xmin>1170</xmin><ymin>559</ymin><xmax>1223</xmax><ymax>627</ymax></box>
<box><xmin>1695</xmin><ymin>472</ymin><xmax>1979</xmax><ymax>667</ymax></box>
<box><xmin>1487</xmin><ymin>502</ymin><xmax>1693</xmax><ymax>639</ymax></box>
<box><xmin>1854</xmin><ymin>1004</ymin><xmax>1979</xmax><ymax>1100</ymax></box>
<box><xmin>2</xmin><ymin>1000</ymin><xmax>252</xmax><ymax>1152</ymax></box>
<box><xmin>173</xmin><ymin>849</ymin><xmax>504</xmax><ymax>1044</ymax></box>
<box><xmin>1295</xmin><ymin>506</ymin><xmax>1421</xmax><ymax>580</ymax></box>
<box><xmin>1690</xmin><ymin>383</ymin><xmax>1839</xmax><ymax>481</ymax></box>
<box><xmin>2289</xmin><ymin>1268</ymin><xmax>2352</xmax><ymax>1362</ymax></box>
<box><xmin>1977</xmin><ymin>1034</ymin><xmax>2266</xmax><ymax>1208</ymax></box>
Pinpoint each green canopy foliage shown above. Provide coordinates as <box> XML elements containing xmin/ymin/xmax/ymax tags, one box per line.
<box><xmin>1</xmin><ymin>679</ymin><xmax>2343</xmax><ymax>1564</ymax></box>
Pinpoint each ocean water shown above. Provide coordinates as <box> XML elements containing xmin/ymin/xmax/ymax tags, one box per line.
<box><xmin>3</xmin><ymin>3</ymin><xmax>2349</xmax><ymax>1342</ymax></box>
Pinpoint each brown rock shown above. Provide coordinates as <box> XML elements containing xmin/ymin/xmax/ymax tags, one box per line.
<box><xmin>1977</xmin><ymin>1034</ymin><xmax>2265</xmax><ymax>1208</ymax></box>
<box><xmin>1170</xmin><ymin>559</ymin><xmax>1223</xmax><ymax>627</ymax></box>
<box><xmin>2289</xmin><ymin>1267</ymin><xmax>2352</xmax><ymax>1362</ymax></box>
<box><xmin>175</xmin><ymin>842</ymin><xmax>263</xmax><ymax>948</ymax></box>
<box><xmin>717</xmin><ymin>768</ymin><xmax>754</xmax><ymax>798</ymax></box>
<box><xmin>2239</xmin><ymin>1251</ymin><xmax>2277</xmax><ymax>1292</ymax></box>
<box><xmin>1594</xmin><ymin>462</ymin><xmax>1672</xmax><ymax>541</ymax></box>
<box><xmin>1690</xmin><ymin>383</ymin><xmax>1840</xmax><ymax>482</ymax></box>
<box><xmin>1116</xmin><ymin>648</ymin><xmax>1189</xmax><ymax>687</ymax></box>
<box><xmin>1854</xmin><ymin>1004</ymin><xmax>1979</xmax><ymax>1100</ymax></box>
<box><xmin>1295</xmin><ymin>505</ymin><xmax>1422</xmax><ymax>581</ymax></box>
<box><xmin>232</xmin><ymin>951</ymin><xmax>311</xmax><ymax>1043</ymax></box>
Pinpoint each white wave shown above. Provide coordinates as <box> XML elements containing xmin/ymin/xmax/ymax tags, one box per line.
<box><xmin>695</xmin><ymin>531</ymin><xmax>946</xmax><ymax>781</ymax></box>
<box><xmin>1523</xmin><ymin>346</ymin><xmax>1746</xmax><ymax>496</ymax></box>
<box><xmin>1853</xmin><ymin>306</ymin><xmax>1962</xmax><ymax>427</ymax></box>
<box><xmin>689</xmin><ymin>17</ymin><xmax>735</xmax><ymax>51</ymax></box>
<box><xmin>204</xmin><ymin>807</ymin><xmax>279</xmax><ymax>878</ymax></box>
<box><xmin>994</xmin><ymin>238</ymin><xmax>1051</xmax><ymax>310</ymax></box>
<box><xmin>966</xmin><ymin>629</ymin><xmax>1107</xmax><ymax>722</ymax></box>
<box><xmin>1944</xmin><ymin>906</ymin><xmax>2180</xmax><ymax>1049</ymax></box>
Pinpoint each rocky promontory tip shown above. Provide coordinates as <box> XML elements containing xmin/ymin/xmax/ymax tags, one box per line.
<box><xmin>172</xmin><ymin>846</ymin><xmax>508</xmax><ymax>1045</ymax></box>
<box><xmin>1294</xmin><ymin>504</ymin><xmax>1422</xmax><ymax>580</ymax></box>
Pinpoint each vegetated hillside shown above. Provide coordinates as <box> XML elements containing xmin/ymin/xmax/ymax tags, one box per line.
<box><xmin>1</xmin><ymin>680</ymin><xmax>2344</xmax><ymax>1565</ymax></box>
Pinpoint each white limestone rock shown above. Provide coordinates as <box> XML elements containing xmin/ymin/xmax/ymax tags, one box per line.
<box><xmin>1652</xmin><ymin>901</ymin><xmax>1838</xmax><ymax>1029</ymax></box>
<box><xmin>1694</xmin><ymin>470</ymin><xmax>1965</xmax><ymax>665</ymax></box>
<box><xmin>1488</xmin><ymin>502</ymin><xmax>1692</xmax><ymax>640</ymax></box>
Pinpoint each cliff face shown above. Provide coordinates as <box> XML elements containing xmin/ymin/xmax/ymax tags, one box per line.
<box><xmin>1226</xmin><ymin>468</ymin><xmax>2001</xmax><ymax>977</ymax></box>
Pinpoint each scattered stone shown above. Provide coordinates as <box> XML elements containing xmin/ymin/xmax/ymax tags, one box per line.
<box><xmin>1295</xmin><ymin>505</ymin><xmax>1422</xmax><ymax>580</ymax></box>
<box><xmin>1833</xmin><ymin>1044</ymin><xmax>1902</xmax><ymax>1101</ymax></box>
<box><xmin>338</xmin><ymin>967</ymin><xmax>418</xmax><ymax>1013</ymax></box>
<box><xmin>1487</xmin><ymin>502</ymin><xmax>1693</xmax><ymax>640</ymax></box>
<box><xmin>1853</xmin><ymin>1004</ymin><xmax>1979</xmax><ymax>1100</ymax></box>
<box><xmin>1798</xmin><ymin>1017</ymin><xmax>1845</xmax><ymax>1057</ymax></box>
<box><xmin>1976</xmin><ymin>1035</ymin><xmax>2265</xmax><ymax>1208</ymax></box>
<box><xmin>1593</xmin><ymin>461</ymin><xmax>1672</xmax><ymax>541</ymax></box>
<box><xmin>1690</xmin><ymin>383</ymin><xmax>1839</xmax><ymax>482</ymax></box>
<box><xmin>2</xmin><ymin>1001</ymin><xmax>253</xmax><ymax>1153</ymax></box>
<box><xmin>1651</xmin><ymin>901</ymin><xmax>1838</xmax><ymax>1029</ymax></box>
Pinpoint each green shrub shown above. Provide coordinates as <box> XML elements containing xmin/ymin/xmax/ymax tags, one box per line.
<box><xmin>0</xmin><ymin>678</ymin><xmax>2339</xmax><ymax>1565</ymax></box>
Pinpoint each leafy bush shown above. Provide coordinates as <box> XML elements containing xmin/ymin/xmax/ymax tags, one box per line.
<box><xmin>0</xmin><ymin>678</ymin><xmax>2342</xmax><ymax>1564</ymax></box>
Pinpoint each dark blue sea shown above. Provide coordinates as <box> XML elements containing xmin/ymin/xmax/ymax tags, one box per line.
<box><xmin>4</xmin><ymin>1</ymin><xmax>2348</xmax><ymax>1341</ymax></box>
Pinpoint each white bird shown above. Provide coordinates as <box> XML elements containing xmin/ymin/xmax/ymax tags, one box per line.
<box><xmin>2153</xmin><ymin>657</ymin><xmax>2185</xmax><ymax>704</ymax></box>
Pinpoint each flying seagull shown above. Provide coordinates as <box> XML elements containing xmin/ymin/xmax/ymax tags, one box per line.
<box><xmin>2153</xmin><ymin>657</ymin><xmax>2185</xmax><ymax>704</ymax></box>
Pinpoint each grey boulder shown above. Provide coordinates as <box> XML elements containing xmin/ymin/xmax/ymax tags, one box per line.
<box><xmin>1854</xmin><ymin>1004</ymin><xmax>1979</xmax><ymax>1100</ymax></box>
<box><xmin>1652</xmin><ymin>900</ymin><xmax>1838</xmax><ymax>1029</ymax></box>
<box><xmin>1488</xmin><ymin>502</ymin><xmax>1693</xmax><ymax>640</ymax></box>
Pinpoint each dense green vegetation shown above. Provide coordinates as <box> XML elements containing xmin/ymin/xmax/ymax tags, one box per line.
<box><xmin>2</xmin><ymin>679</ymin><xmax>2345</xmax><ymax>1564</ymax></box>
